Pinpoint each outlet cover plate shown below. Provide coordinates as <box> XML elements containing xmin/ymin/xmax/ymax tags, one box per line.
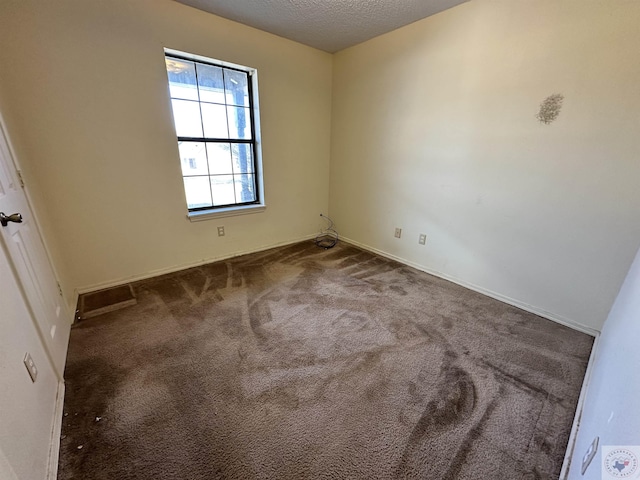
<box><xmin>581</xmin><ymin>436</ymin><xmax>599</xmax><ymax>474</ymax></box>
<box><xmin>217</xmin><ymin>226</ymin><xmax>225</xmax><ymax>237</ymax></box>
<box><xmin>23</xmin><ymin>353</ymin><xmax>38</xmax><ymax>382</ymax></box>
<box><xmin>419</xmin><ymin>234</ymin><xmax>427</xmax><ymax>245</ymax></box>
<box><xmin>394</xmin><ymin>228</ymin><xmax>402</xmax><ymax>238</ymax></box>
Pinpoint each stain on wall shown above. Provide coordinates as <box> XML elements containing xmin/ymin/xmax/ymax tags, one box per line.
<box><xmin>536</xmin><ymin>94</ymin><xmax>564</xmax><ymax>125</ymax></box>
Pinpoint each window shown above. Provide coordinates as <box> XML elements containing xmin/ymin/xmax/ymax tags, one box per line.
<box><xmin>164</xmin><ymin>50</ymin><xmax>263</xmax><ymax>217</ymax></box>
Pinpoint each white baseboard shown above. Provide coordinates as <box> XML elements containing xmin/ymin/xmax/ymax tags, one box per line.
<box><xmin>47</xmin><ymin>380</ymin><xmax>65</xmax><ymax>480</ymax></box>
<box><xmin>75</xmin><ymin>234</ymin><xmax>317</xmax><ymax>296</ymax></box>
<box><xmin>340</xmin><ymin>236</ymin><xmax>600</xmax><ymax>337</ymax></box>
<box><xmin>74</xmin><ymin>233</ymin><xmax>600</xmax><ymax>337</ymax></box>
<box><xmin>559</xmin><ymin>333</ymin><xmax>600</xmax><ymax>479</ymax></box>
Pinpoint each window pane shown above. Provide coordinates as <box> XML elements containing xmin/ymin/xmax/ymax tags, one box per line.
<box><xmin>234</xmin><ymin>174</ymin><xmax>256</xmax><ymax>203</ymax></box>
<box><xmin>171</xmin><ymin>99</ymin><xmax>203</xmax><ymax>137</ymax></box>
<box><xmin>183</xmin><ymin>176</ymin><xmax>212</xmax><ymax>209</ymax></box>
<box><xmin>224</xmin><ymin>69</ymin><xmax>249</xmax><ymax>107</ymax></box>
<box><xmin>207</xmin><ymin>143</ymin><xmax>233</xmax><ymax>175</ymax></box>
<box><xmin>179</xmin><ymin>142</ymin><xmax>209</xmax><ymax>176</ymax></box>
<box><xmin>165</xmin><ymin>58</ymin><xmax>198</xmax><ymax>101</ymax></box>
<box><xmin>210</xmin><ymin>175</ymin><xmax>236</xmax><ymax>206</ymax></box>
<box><xmin>201</xmin><ymin>103</ymin><xmax>229</xmax><ymax>138</ymax></box>
<box><xmin>227</xmin><ymin>106</ymin><xmax>252</xmax><ymax>139</ymax></box>
<box><xmin>196</xmin><ymin>63</ymin><xmax>225</xmax><ymax>104</ymax></box>
<box><xmin>231</xmin><ymin>143</ymin><xmax>254</xmax><ymax>174</ymax></box>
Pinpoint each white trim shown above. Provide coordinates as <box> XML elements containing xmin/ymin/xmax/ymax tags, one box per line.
<box><xmin>75</xmin><ymin>233</ymin><xmax>602</xmax><ymax>337</ymax></box>
<box><xmin>340</xmin><ymin>236</ymin><xmax>600</xmax><ymax>337</ymax></box>
<box><xmin>164</xmin><ymin>48</ymin><xmax>256</xmax><ymax>75</ymax></box>
<box><xmin>559</xmin><ymin>333</ymin><xmax>600</xmax><ymax>479</ymax></box>
<box><xmin>163</xmin><ymin>47</ymin><xmax>266</xmax><ymax>221</ymax></box>
<box><xmin>188</xmin><ymin>204</ymin><xmax>265</xmax><ymax>221</ymax></box>
<box><xmin>75</xmin><ymin>234</ymin><xmax>317</xmax><ymax>295</ymax></box>
<box><xmin>47</xmin><ymin>380</ymin><xmax>65</xmax><ymax>480</ymax></box>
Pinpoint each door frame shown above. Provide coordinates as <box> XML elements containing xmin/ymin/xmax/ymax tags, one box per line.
<box><xmin>0</xmin><ymin>113</ymin><xmax>72</xmax><ymax>375</ymax></box>
<box><xmin>0</xmin><ymin>111</ymin><xmax>70</xmax><ymax>480</ymax></box>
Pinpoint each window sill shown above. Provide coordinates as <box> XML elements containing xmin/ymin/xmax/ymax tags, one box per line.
<box><xmin>187</xmin><ymin>204</ymin><xmax>266</xmax><ymax>222</ymax></box>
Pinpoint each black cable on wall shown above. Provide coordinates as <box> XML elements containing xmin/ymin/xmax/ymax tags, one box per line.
<box><xmin>315</xmin><ymin>214</ymin><xmax>338</xmax><ymax>249</ymax></box>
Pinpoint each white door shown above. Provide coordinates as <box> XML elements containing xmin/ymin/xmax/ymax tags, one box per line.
<box><xmin>0</xmin><ymin>118</ymin><xmax>70</xmax><ymax>378</ymax></box>
<box><xmin>0</xmin><ymin>242</ymin><xmax>60</xmax><ymax>480</ymax></box>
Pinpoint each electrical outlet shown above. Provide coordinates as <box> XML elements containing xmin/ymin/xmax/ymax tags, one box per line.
<box><xmin>217</xmin><ymin>226</ymin><xmax>225</xmax><ymax>237</ymax></box>
<box><xmin>23</xmin><ymin>353</ymin><xmax>38</xmax><ymax>382</ymax></box>
<box><xmin>419</xmin><ymin>234</ymin><xmax>427</xmax><ymax>245</ymax></box>
<box><xmin>394</xmin><ymin>228</ymin><xmax>402</xmax><ymax>238</ymax></box>
<box><xmin>581</xmin><ymin>436</ymin><xmax>599</xmax><ymax>474</ymax></box>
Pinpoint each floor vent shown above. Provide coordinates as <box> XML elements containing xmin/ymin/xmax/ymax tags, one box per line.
<box><xmin>78</xmin><ymin>284</ymin><xmax>137</xmax><ymax>320</ymax></box>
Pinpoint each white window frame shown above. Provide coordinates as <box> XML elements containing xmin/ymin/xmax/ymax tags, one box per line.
<box><xmin>164</xmin><ymin>48</ymin><xmax>265</xmax><ymax>221</ymax></box>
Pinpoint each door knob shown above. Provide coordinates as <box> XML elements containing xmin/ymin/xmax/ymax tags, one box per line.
<box><xmin>0</xmin><ymin>212</ymin><xmax>22</xmax><ymax>227</ymax></box>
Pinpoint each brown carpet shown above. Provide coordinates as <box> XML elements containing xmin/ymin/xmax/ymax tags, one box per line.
<box><xmin>58</xmin><ymin>241</ymin><xmax>593</xmax><ymax>479</ymax></box>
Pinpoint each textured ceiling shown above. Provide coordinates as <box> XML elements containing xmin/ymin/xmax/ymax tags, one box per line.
<box><xmin>173</xmin><ymin>0</ymin><xmax>469</xmax><ymax>53</ymax></box>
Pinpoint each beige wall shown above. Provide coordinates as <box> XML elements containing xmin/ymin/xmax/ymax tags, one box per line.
<box><xmin>0</xmin><ymin>0</ymin><xmax>332</xmax><ymax>304</ymax></box>
<box><xmin>331</xmin><ymin>0</ymin><xmax>640</xmax><ymax>332</ymax></box>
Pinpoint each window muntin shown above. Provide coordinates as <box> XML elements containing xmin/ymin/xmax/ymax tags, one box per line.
<box><xmin>165</xmin><ymin>54</ymin><xmax>260</xmax><ymax>212</ymax></box>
